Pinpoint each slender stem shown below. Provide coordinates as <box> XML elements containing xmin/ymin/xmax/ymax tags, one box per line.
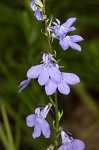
<box><xmin>55</xmin><ymin>91</ymin><xmax>59</xmax><ymax>131</ymax></box>
<box><xmin>54</xmin><ymin>91</ymin><xmax>60</xmax><ymax>149</ymax></box>
<box><xmin>42</xmin><ymin>1</ymin><xmax>59</xmax><ymax>148</ymax></box>
<box><xmin>42</xmin><ymin>0</ymin><xmax>59</xmax><ymax>128</ymax></box>
<box><xmin>42</xmin><ymin>0</ymin><xmax>52</xmax><ymax>53</ymax></box>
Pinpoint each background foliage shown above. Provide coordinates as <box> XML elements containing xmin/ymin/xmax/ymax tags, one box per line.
<box><xmin>0</xmin><ymin>0</ymin><xmax>99</xmax><ymax>149</ymax></box>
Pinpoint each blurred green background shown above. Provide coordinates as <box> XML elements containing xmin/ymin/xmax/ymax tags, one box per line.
<box><xmin>0</xmin><ymin>0</ymin><xmax>99</xmax><ymax>149</ymax></box>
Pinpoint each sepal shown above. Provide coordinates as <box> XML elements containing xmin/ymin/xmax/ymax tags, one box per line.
<box><xmin>58</xmin><ymin>110</ymin><xmax>63</xmax><ymax>122</ymax></box>
<box><xmin>35</xmin><ymin>0</ymin><xmax>43</xmax><ymax>8</ymax></box>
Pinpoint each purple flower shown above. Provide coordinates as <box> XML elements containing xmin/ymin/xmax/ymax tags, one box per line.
<box><xmin>27</xmin><ymin>54</ymin><xmax>61</xmax><ymax>84</ymax></box>
<box><xmin>48</xmin><ymin>18</ymin><xmax>76</xmax><ymax>39</ymax></box>
<box><xmin>30</xmin><ymin>0</ymin><xmax>43</xmax><ymax>21</ymax></box>
<box><xmin>48</xmin><ymin>18</ymin><xmax>84</xmax><ymax>51</ymax></box>
<box><xmin>59</xmin><ymin>35</ymin><xmax>84</xmax><ymax>51</ymax></box>
<box><xmin>18</xmin><ymin>53</ymin><xmax>61</xmax><ymax>93</ymax></box>
<box><xmin>18</xmin><ymin>53</ymin><xmax>80</xmax><ymax>95</ymax></box>
<box><xmin>45</xmin><ymin>72</ymin><xmax>80</xmax><ymax>95</ymax></box>
<box><xmin>58</xmin><ymin>131</ymin><xmax>85</xmax><ymax>150</ymax></box>
<box><xmin>26</xmin><ymin>103</ymin><xmax>51</xmax><ymax>138</ymax></box>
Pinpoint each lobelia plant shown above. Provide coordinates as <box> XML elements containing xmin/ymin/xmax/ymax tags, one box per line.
<box><xmin>18</xmin><ymin>0</ymin><xmax>85</xmax><ymax>149</ymax></box>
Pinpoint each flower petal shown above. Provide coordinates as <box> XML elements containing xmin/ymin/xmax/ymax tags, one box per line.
<box><xmin>26</xmin><ymin>114</ymin><xmax>36</xmax><ymax>127</ymax></box>
<box><xmin>27</xmin><ymin>64</ymin><xmax>43</xmax><ymax>78</ymax></box>
<box><xmin>67</xmin><ymin>36</ymin><xmax>81</xmax><ymax>51</ymax></box>
<box><xmin>48</xmin><ymin>66</ymin><xmax>61</xmax><ymax>82</ymax></box>
<box><xmin>53</xmin><ymin>22</ymin><xmax>59</xmax><ymax>26</ymax></box>
<box><xmin>35</xmin><ymin>108</ymin><xmax>40</xmax><ymax>115</ymax></box>
<box><xmin>62</xmin><ymin>72</ymin><xmax>80</xmax><ymax>85</ymax></box>
<box><xmin>41</xmin><ymin>119</ymin><xmax>50</xmax><ymax>138</ymax></box>
<box><xmin>48</xmin><ymin>26</ymin><xmax>55</xmax><ymax>32</ymax></box>
<box><xmin>58</xmin><ymin>79</ymin><xmax>70</xmax><ymax>95</ymax></box>
<box><xmin>61</xmin><ymin>131</ymin><xmax>69</xmax><ymax>144</ymax></box>
<box><xmin>34</xmin><ymin>9</ymin><xmax>43</xmax><ymax>21</ymax></box>
<box><xmin>56</xmin><ymin>26</ymin><xmax>76</xmax><ymax>38</ymax></box>
<box><xmin>70</xmin><ymin>35</ymin><xmax>84</xmax><ymax>42</ymax></box>
<box><xmin>45</xmin><ymin>79</ymin><xmax>57</xmax><ymax>95</ymax></box>
<box><xmin>38</xmin><ymin>67</ymin><xmax>49</xmax><ymax>86</ymax></box>
<box><xmin>59</xmin><ymin>38</ymin><xmax>69</xmax><ymax>50</ymax></box>
<box><xmin>68</xmin><ymin>26</ymin><xmax>76</xmax><ymax>32</ymax></box>
<box><xmin>41</xmin><ymin>105</ymin><xmax>49</xmax><ymax>119</ymax></box>
<box><xmin>62</xmin><ymin>18</ymin><xmax>77</xmax><ymax>28</ymax></box>
<box><xmin>42</xmin><ymin>53</ymin><xmax>48</xmax><ymax>63</ymax></box>
<box><xmin>56</xmin><ymin>19</ymin><xmax>60</xmax><ymax>25</ymax></box>
<box><xmin>57</xmin><ymin>145</ymin><xmax>66</xmax><ymax>150</ymax></box>
<box><xmin>56</xmin><ymin>25</ymin><xmax>70</xmax><ymax>37</ymax></box>
<box><xmin>18</xmin><ymin>78</ymin><xmax>31</xmax><ymax>93</ymax></box>
<box><xmin>30</xmin><ymin>0</ymin><xmax>37</xmax><ymax>11</ymax></box>
<box><xmin>72</xmin><ymin>139</ymin><xmax>85</xmax><ymax>150</ymax></box>
<box><xmin>32</xmin><ymin>122</ymin><xmax>41</xmax><ymax>138</ymax></box>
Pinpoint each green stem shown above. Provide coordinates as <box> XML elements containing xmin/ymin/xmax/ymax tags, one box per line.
<box><xmin>55</xmin><ymin>91</ymin><xmax>59</xmax><ymax>130</ymax></box>
<box><xmin>43</xmin><ymin>0</ymin><xmax>59</xmax><ymax>132</ymax></box>
<box><xmin>54</xmin><ymin>91</ymin><xmax>60</xmax><ymax>149</ymax></box>
<box><xmin>42</xmin><ymin>0</ymin><xmax>52</xmax><ymax>53</ymax></box>
<box><xmin>42</xmin><ymin>1</ymin><xmax>59</xmax><ymax>148</ymax></box>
